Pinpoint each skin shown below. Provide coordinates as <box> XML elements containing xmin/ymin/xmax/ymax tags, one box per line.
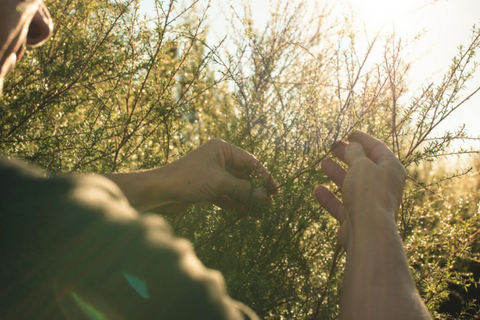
<box><xmin>0</xmin><ymin>1</ymin><xmax>430</xmax><ymax>319</ymax></box>
<box><xmin>315</xmin><ymin>130</ymin><xmax>431</xmax><ymax>320</ymax></box>
<box><xmin>0</xmin><ymin>0</ymin><xmax>52</xmax><ymax>93</ymax></box>
<box><xmin>104</xmin><ymin>138</ymin><xmax>278</xmax><ymax>215</ymax></box>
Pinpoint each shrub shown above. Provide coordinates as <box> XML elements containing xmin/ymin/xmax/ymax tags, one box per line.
<box><xmin>1</xmin><ymin>0</ymin><xmax>479</xmax><ymax>318</ymax></box>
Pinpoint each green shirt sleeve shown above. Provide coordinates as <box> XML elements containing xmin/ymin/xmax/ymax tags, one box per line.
<box><xmin>0</xmin><ymin>156</ymin><xmax>259</xmax><ymax>320</ymax></box>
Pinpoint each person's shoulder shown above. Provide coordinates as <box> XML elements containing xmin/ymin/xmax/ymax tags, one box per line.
<box><xmin>0</xmin><ymin>156</ymin><xmax>259</xmax><ymax>320</ymax></box>
<box><xmin>0</xmin><ymin>153</ymin><xmax>45</xmax><ymax>182</ymax></box>
<box><xmin>0</xmin><ymin>154</ymin><xmax>135</xmax><ymax>221</ymax></box>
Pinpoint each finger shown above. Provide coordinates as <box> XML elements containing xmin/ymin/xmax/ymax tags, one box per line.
<box><xmin>314</xmin><ymin>186</ymin><xmax>346</xmax><ymax>223</ymax></box>
<box><xmin>221</xmin><ymin>171</ymin><xmax>268</xmax><ymax>204</ymax></box>
<box><xmin>210</xmin><ymin>195</ymin><xmax>241</xmax><ymax>210</ymax></box>
<box><xmin>320</xmin><ymin>158</ymin><xmax>347</xmax><ymax>188</ymax></box>
<box><xmin>226</xmin><ymin>144</ymin><xmax>278</xmax><ymax>194</ymax></box>
<box><xmin>344</xmin><ymin>142</ymin><xmax>369</xmax><ymax>167</ymax></box>
<box><xmin>331</xmin><ymin>141</ymin><xmax>348</xmax><ymax>163</ymax></box>
<box><xmin>350</xmin><ymin>130</ymin><xmax>396</xmax><ymax>165</ymax></box>
<box><xmin>210</xmin><ymin>195</ymin><xmax>265</xmax><ymax>218</ymax></box>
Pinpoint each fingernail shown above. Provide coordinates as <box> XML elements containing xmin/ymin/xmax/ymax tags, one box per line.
<box><xmin>253</xmin><ymin>187</ymin><xmax>268</xmax><ymax>201</ymax></box>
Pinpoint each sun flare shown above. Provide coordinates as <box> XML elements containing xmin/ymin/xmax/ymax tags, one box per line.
<box><xmin>347</xmin><ymin>0</ymin><xmax>423</xmax><ymax>33</ymax></box>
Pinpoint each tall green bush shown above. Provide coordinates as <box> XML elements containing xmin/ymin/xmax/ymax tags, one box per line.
<box><xmin>1</xmin><ymin>0</ymin><xmax>479</xmax><ymax>319</ymax></box>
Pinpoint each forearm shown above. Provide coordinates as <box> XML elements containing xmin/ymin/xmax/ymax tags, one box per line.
<box><xmin>339</xmin><ymin>208</ymin><xmax>430</xmax><ymax>320</ymax></box>
<box><xmin>102</xmin><ymin>166</ymin><xmax>181</xmax><ymax>213</ymax></box>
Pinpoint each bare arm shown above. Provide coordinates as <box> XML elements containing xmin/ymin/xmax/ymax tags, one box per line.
<box><xmin>103</xmin><ymin>138</ymin><xmax>277</xmax><ymax>215</ymax></box>
<box><xmin>315</xmin><ymin>130</ymin><xmax>430</xmax><ymax>320</ymax></box>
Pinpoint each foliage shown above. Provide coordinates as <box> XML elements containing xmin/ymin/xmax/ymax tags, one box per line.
<box><xmin>0</xmin><ymin>0</ymin><xmax>222</xmax><ymax>172</ymax></box>
<box><xmin>1</xmin><ymin>0</ymin><xmax>480</xmax><ymax>318</ymax></box>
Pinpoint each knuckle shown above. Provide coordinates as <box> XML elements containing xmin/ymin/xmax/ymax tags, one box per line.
<box><xmin>355</xmin><ymin>157</ymin><xmax>371</xmax><ymax>167</ymax></box>
<box><xmin>207</xmin><ymin>170</ymin><xmax>224</xmax><ymax>188</ymax></box>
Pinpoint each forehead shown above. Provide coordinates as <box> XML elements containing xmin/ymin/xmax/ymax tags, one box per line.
<box><xmin>0</xmin><ymin>2</ymin><xmax>39</xmax><ymax>29</ymax></box>
<box><xmin>0</xmin><ymin>0</ymin><xmax>41</xmax><ymax>13</ymax></box>
<box><xmin>0</xmin><ymin>0</ymin><xmax>42</xmax><ymax>66</ymax></box>
<box><xmin>0</xmin><ymin>0</ymin><xmax>23</xmax><ymax>10</ymax></box>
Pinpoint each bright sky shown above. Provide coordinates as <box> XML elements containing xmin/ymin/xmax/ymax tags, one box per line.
<box><xmin>141</xmin><ymin>0</ymin><xmax>480</xmax><ymax>147</ymax></box>
<box><xmin>348</xmin><ymin>0</ymin><xmax>480</xmax><ymax>143</ymax></box>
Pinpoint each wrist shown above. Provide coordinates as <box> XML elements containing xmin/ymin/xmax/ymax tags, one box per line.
<box><xmin>103</xmin><ymin>166</ymin><xmax>180</xmax><ymax>212</ymax></box>
<box><xmin>344</xmin><ymin>205</ymin><xmax>399</xmax><ymax>250</ymax></box>
<box><xmin>347</xmin><ymin>200</ymin><xmax>396</xmax><ymax>225</ymax></box>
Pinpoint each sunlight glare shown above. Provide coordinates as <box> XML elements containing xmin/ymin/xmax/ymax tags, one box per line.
<box><xmin>347</xmin><ymin>0</ymin><xmax>422</xmax><ymax>34</ymax></box>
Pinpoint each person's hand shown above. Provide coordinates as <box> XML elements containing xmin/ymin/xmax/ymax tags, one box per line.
<box><xmin>160</xmin><ymin>138</ymin><xmax>278</xmax><ymax>214</ymax></box>
<box><xmin>314</xmin><ymin>130</ymin><xmax>406</xmax><ymax>248</ymax></box>
<box><xmin>106</xmin><ymin>139</ymin><xmax>278</xmax><ymax>215</ymax></box>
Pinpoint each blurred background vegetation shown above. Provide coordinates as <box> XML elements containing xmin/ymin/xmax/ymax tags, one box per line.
<box><xmin>1</xmin><ymin>0</ymin><xmax>479</xmax><ymax>318</ymax></box>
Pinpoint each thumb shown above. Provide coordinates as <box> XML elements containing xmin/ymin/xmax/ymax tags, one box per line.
<box><xmin>221</xmin><ymin>172</ymin><xmax>267</xmax><ymax>204</ymax></box>
<box><xmin>344</xmin><ymin>142</ymin><xmax>368</xmax><ymax>167</ymax></box>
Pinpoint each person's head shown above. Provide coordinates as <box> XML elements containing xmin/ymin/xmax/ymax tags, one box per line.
<box><xmin>0</xmin><ymin>0</ymin><xmax>52</xmax><ymax>94</ymax></box>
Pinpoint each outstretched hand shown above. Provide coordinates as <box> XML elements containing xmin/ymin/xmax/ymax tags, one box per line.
<box><xmin>314</xmin><ymin>130</ymin><xmax>406</xmax><ymax>248</ymax></box>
